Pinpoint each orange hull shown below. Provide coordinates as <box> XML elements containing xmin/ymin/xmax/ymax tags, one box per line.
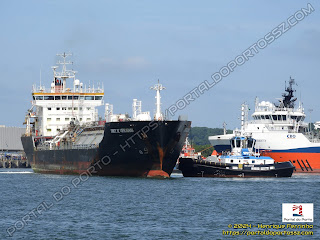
<box><xmin>262</xmin><ymin>152</ymin><xmax>320</xmax><ymax>173</ymax></box>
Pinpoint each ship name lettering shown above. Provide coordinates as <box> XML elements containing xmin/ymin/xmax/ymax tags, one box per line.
<box><xmin>111</xmin><ymin>128</ymin><xmax>134</xmax><ymax>134</ymax></box>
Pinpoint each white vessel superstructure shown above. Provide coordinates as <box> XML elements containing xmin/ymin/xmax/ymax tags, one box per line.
<box><xmin>209</xmin><ymin>78</ymin><xmax>320</xmax><ymax>173</ymax></box>
<box><xmin>25</xmin><ymin>53</ymin><xmax>104</xmax><ymax>137</ymax></box>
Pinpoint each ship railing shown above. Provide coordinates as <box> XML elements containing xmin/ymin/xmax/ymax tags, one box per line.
<box><xmin>32</xmin><ymin>84</ymin><xmax>104</xmax><ymax>94</ymax></box>
<box><xmin>36</xmin><ymin>143</ymin><xmax>97</xmax><ymax>150</ymax></box>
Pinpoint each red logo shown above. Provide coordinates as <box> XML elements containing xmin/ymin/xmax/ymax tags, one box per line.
<box><xmin>293</xmin><ymin>205</ymin><xmax>303</xmax><ymax>216</ymax></box>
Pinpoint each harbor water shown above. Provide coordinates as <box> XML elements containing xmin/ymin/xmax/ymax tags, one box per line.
<box><xmin>1</xmin><ymin>169</ymin><xmax>319</xmax><ymax>239</ymax></box>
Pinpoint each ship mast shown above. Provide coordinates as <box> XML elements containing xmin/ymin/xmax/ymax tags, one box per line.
<box><xmin>55</xmin><ymin>52</ymin><xmax>74</xmax><ymax>93</ymax></box>
<box><xmin>151</xmin><ymin>80</ymin><xmax>165</xmax><ymax>120</ymax></box>
<box><xmin>281</xmin><ymin>76</ymin><xmax>297</xmax><ymax>108</ymax></box>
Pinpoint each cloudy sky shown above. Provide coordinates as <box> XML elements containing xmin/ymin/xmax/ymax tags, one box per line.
<box><xmin>0</xmin><ymin>0</ymin><xmax>319</xmax><ymax>129</ymax></box>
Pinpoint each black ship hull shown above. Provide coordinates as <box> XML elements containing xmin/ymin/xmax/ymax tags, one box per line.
<box><xmin>179</xmin><ymin>158</ymin><xmax>294</xmax><ymax>178</ymax></box>
<box><xmin>21</xmin><ymin>120</ymin><xmax>191</xmax><ymax>177</ymax></box>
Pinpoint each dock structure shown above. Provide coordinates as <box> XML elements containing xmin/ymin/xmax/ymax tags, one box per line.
<box><xmin>0</xmin><ymin>126</ymin><xmax>30</xmax><ymax>168</ymax></box>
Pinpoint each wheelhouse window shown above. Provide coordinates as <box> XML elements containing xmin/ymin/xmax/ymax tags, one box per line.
<box><xmin>73</xmin><ymin>96</ymin><xmax>79</xmax><ymax>100</ymax></box>
<box><xmin>247</xmin><ymin>138</ymin><xmax>254</xmax><ymax>148</ymax></box>
<box><xmin>85</xmin><ymin>96</ymin><xmax>94</xmax><ymax>100</ymax></box>
<box><xmin>282</xmin><ymin>115</ymin><xmax>286</xmax><ymax>121</ymax></box>
<box><xmin>35</xmin><ymin>96</ymin><xmax>43</xmax><ymax>100</ymax></box>
<box><xmin>62</xmin><ymin>96</ymin><xmax>67</xmax><ymax>100</ymax></box>
<box><xmin>95</xmin><ymin>96</ymin><xmax>103</xmax><ymax>100</ymax></box>
<box><xmin>236</xmin><ymin>139</ymin><xmax>241</xmax><ymax>148</ymax></box>
<box><xmin>265</xmin><ymin>115</ymin><xmax>270</xmax><ymax>119</ymax></box>
<box><xmin>231</xmin><ymin>139</ymin><xmax>235</xmax><ymax>148</ymax></box>
<box><xmin>55</xmin><ymin>96</ymin><xmax>61</xmax><ymax>100</ymax></box>
<box><xmin>272</xmin><ymin>115</ymin><xmax>277</xmax><ymax>121</ymax></box>
<box><xmin>68</xmin><ymin>96</ymin><xmax>73</xmax><ymax>100</ymax></box>
<box><xmin>44</xmin><ymin>96</ymin><xmax>54</xmax><ymax>100</ymax></box>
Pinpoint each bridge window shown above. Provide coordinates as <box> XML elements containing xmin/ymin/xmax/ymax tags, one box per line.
<box><xmin>55</xmin><ymin>96</ymin><xmax>61</xmax><ymax>100</ymax></box>
<box><xmin>73</xmin><ymin>96</ymin><xmax>79</xmax><ymax>100</ymax></box>
<box><xmin>68</xmin><ymin>96</ymin><xmax>73</xmax><ymax>100</ymax></box>
<box><xmin>85</xmin><ymin>96</ymin><xmax>94</xmax><ymax>100</ymax></box>
<box><xmin>44</xmin><ymin>96</ymin><xmax>54</xmax><ymax>100</ymax></box>
<box><xmin>297</xmin><ymin>116</ymin><xmax>302</xmax><ymax>121</ymax></box>
<box><xmin>80</xmin><ymin>96</ymin><xmax>84</xmax><ymax>100</ymax></box>
<box><xmin>282</xmin><ymin>115</ymin><xmax>287</xmax><ymax>121</ymax></box>
<box><xmin>95</xmin><ymin>96</ymin><xmax>103</xmax><ymax>100</ymax></box>
<box><xmin>62</xmin><ymin>96</ymin><xmax>67</xmax><ymax>100</ymax></box>
<box><xmin>35</xmin><ymin>96</ymin><xmax>43</xmax><ymax>100</ymax></box>
<box><xmin>236</xmin><ymin>139</ymin><xmax>241</xmax><ymax>148</ymax></box>
<box><xmin>265</xmin><ymin>115</ymin><xmax>270</xmax><ymax>119</ymax></box>
<box><xmin>231</xmin><ymin>140</ymin><xmax>235</xmax><ymax>148</ymax></box>
<box><xmin>272</xmin><ymin>115</ymin><xmax>277</xmax><ymax>121</ymax></box>
<box><xmin>261</xmin><ymin>115</ymin><xmax>265</xmax><ymax>120</ymax></box>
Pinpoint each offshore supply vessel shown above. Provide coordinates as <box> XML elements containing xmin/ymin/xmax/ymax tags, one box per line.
<box><xmin>209</xmin><ymin>78</ymin><xmax>320</xmax><ymax>173</ymax></box>
<box><xmin>21</xmin><ymin>53</ymin><xmax>191</xmax><ymax>178</ymax></box>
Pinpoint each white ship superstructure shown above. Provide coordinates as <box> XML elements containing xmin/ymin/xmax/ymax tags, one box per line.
<box><xmin>27</xmin><ymin>53</ymin><xmax>104</xmax><ymax>136</ymax></box>
<box><xmin>209</xmin><ymin>78</ymin><xmax>320</xmax><ymax>173</ymax></box>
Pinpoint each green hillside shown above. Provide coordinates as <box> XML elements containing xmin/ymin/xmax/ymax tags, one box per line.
<box><xmin>188</xmin><ymin>127</ymin><xmax>232</xmax><ymax>145</ymax></box>
<box><xmin>188</xmin><ymin>127</ymin><xmax>232</xmax><ymax>157</ymax></box>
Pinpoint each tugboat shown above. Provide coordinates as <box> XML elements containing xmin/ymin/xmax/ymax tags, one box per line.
<box><xmin>179</xmin><ymin>134</ymin><xmax>295</xmax><ymax>178</ymax></box>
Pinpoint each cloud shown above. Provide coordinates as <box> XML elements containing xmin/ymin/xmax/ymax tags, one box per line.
<box><xmin>123</xmin><ymin>56</ymin><xmax>148</xmax><ymax>69</ymax></box>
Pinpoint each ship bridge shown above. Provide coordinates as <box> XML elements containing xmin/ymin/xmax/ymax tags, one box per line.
<box><xmin>27</xmin><ymin>53</ymin><xmax>104</xmax><ymax>137</ymax></box>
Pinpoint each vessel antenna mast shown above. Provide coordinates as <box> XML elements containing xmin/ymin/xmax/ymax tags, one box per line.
<box><xmin>56</xmin><ymin>52</ymin><xmax>74</xmax><ymax>93</ymax></box>
<box><xmin>150</xmin><ymin>79</ymin><xmax>165</xmax><ymax>120</ymax></box>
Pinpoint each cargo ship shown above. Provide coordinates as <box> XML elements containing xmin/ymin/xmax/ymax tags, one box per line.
<box><xmin>21</xmin><ymin>53</ymin><xmax>191</xmax><ymax>177</ymax></box>
<box><xmin>209</xmin><ymin>77</ymin><xmax>320</xmax><ymax>173</ymax></box>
